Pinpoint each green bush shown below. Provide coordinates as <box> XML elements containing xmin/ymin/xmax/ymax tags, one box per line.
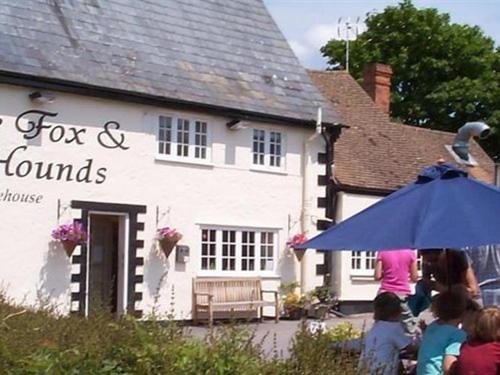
<box><xmin>284</xmin><ymin>322</ymin><xmax>360</xmax><ymax>375</ymax></box>
<box><xmin>324</xmin><ymin>322</ymin><xmax>362</xmax><ymax>342</ymax></box>
<box><xmin>0</xmin><ymin>294</ymin><xmax>359</xmax><ymax>374</ymax></box>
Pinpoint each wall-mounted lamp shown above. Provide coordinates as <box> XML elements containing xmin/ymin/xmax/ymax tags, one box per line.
<box><xmin>226</xmin><ymin>119</ymin><xmax>247</xmax><ymax>130</ymax></box>
<box><xmin>29</xmin><ymin>91</ymin><xmax>56</xmax><ymax>104</ymax></box>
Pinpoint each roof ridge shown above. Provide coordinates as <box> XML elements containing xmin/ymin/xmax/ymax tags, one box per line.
<box><xmin>307</xmin><ymin>69</ymin><xmax>350</xmax><ymax>75</ymax></box>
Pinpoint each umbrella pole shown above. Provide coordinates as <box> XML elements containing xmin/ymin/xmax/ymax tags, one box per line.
<box><xmin>445</xmin><ymin>248</ymin><xmax>452</xmax><ymax>292</ymax></box>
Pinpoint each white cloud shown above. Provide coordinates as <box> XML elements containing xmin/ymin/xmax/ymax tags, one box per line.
<box><xmin>288</xmin><ymin>39</ymin><xmax>312</xmax><ymax>61</ymax></box>
<box><xmin>288</xmin><ymin>21</ymin><xmax>367</xmax><ymax>68</ymax></box>
<box><xmin>304</xmin><ymin>24</ymin><xmax>338</xmax><ymax>50</ymax></box>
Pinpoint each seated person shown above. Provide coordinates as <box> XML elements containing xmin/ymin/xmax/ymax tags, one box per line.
<box><xmin>421</xmin><ymin>249</ymin><xmax>480</xmax><ymax>300</ymax></box>
<box><xmin>457</xmin><ymin>306</ymin><xmax>500</xmax><ymax>375</ymax></box>
<box><xmin>461</xmin><ymin>299</ymin><xmax>482</xmax><ymax>337</ymax></box>
<box><xmin>359</xmin><ymin>292</ymin><xmax>417</xmax><ymax>375</ymax></box>
<box><xmin>417</xmin><ymin>288</ymin><xmax>468</xmax><ymax>375</ymax></box>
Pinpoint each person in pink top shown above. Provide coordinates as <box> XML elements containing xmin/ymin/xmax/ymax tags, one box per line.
<box><xmin>375</xmin><ymin>249</ymin><xmax>419</xmax><ymax>334</ymax></box>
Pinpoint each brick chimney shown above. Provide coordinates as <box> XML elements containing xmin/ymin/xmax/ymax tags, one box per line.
<box><xmin>362</xmin><ymin>63</ymin><xmax>393</xmax><ymax>114</ymax></box>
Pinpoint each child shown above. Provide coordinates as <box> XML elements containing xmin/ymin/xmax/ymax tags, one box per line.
<box><xmin>457</xmin><ymin>306</ymin><xmax>500</xmax><ymax>375</ymax></box>
<box><xmin>416</xmin><ymin>289</ymin><xmax>468</xmax><ymax>375</ymax></box>
<box><xmin>461</xmin><ymin>299</ymin><xmax>481</xmax><ymax>338</ymax></box>
<box><xmin>359</xmin><ymin>292</ymin><xmax>416</xmax><ymax>375</ymax></box>
<box><xmin>375</xmin><ymin>249</ymin><xmax>419</xmax><ymax>334</ymax></box>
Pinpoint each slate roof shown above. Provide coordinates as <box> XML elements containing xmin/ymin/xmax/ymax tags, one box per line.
<box><xmin>0</xmin><ymin>0</ymin><xmax>339</xmax><ymax>125</ymax></box>
<box><xmin>308</xmin><ymin>70</ymin><xmax>495</xmax><ymax>191</ymax></box>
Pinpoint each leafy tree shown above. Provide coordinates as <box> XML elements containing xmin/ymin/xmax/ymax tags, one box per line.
<box><xmin>321</xmin><ymin>0</ymin><xmax>500</xmax><ymax>158</ymax></box>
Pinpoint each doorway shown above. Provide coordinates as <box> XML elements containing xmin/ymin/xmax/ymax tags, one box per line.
<box><xmin>87</xmin><ymin>214</ymin><xmax>127</xmax><ymax>316</ymax></box>
<box><xmin>71</xmin><ymin>200</ymin><xmax>146</xmax><ymax>317</ymax></box>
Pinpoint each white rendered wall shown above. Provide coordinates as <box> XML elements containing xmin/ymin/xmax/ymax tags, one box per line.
<box><xmin>0</xmin><ymin>84</ymin><xmax>325</xmax><ymax>318</ymax></box>
<box><xmin>332</xmin><ymin>192</ymin><xmax>381</xmax><ymax>301</ymax></box>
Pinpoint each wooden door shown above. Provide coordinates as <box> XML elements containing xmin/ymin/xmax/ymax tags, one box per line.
<box><xmin>88</xmin><ymin>214</ymin><xmax>119</xmax><ymax>315</ymax></box>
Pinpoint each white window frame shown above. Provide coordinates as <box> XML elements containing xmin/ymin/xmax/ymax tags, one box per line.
<box><xmin>156</xmin><ymin>114</ymin><xmax>212</xmax><ymax>165</ymax></box>
<box><xmin>350</xmin><ymin>251</ymin><xmax>423</xmax><ymax>278</ymax></box>
<box><xmin>350</xmin><ymin>250</ymin><xmax>376</xmax><ymax>276</ymax></box>
<box><xmin>198</xmin><ymin>226</ymin><xmax>279</xmax><ymax>277</ymax></box>
<box><xmin>251</xmin><ymin>128</ymin><xmax>285</xmax><ymax>172</ymax></box>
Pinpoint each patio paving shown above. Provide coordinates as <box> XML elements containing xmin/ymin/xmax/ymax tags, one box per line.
<box><xmin>186</xmin><ymin>313</ymin><xmax>372</xmax><ymax>358</ymax></box>
<box><xmin>185</xmin><ymin>311</ymin><xmax>434</xmax><ymax>358</ymax></box>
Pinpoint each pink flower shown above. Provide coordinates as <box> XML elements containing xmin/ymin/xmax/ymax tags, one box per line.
<box><xmin>157</xmin><ymin>226</ymin><xmax>182</xmax><ymax>241</ymax></box>
<box><xmin>287</xmin><ymin>233</ymin><xmax>307</xmax><ymax>249</ymax></box>
<box><xmin>52</xmin><ymin>222</ymin><xmax>87</xmax><ymax>244</ymax></box>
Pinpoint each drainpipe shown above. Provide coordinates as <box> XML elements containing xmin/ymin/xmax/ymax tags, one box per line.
<box><xmin>320</xmin><ymin>122</ymin><xmax>343</xmax><ymax>290</ymax></box>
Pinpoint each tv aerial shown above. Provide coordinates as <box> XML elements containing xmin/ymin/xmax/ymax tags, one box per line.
<box><xmin>336</xmin><ymin>16</ymin><xmax>363</xmax><ymax>72</ymax></box>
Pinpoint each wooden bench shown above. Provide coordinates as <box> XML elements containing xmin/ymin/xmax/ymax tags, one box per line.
<box><xmin>193</xmin><ymin>278</ymin><xmax>279</xmax><ymax>326</ymax></box>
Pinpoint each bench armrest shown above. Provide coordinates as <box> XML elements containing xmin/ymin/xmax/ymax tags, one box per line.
<box><xmin>260</xmin><ymin>290</ymin><xmax>280</xmax><ymax>323</ymax></box>
<box><xmin>261</xmin><ymin>290</ymin><xmax>278</xmax><ymax>295</ymax></box>
<box><xmin>260</xmin><ymin>290</ymin><xmax>279</xmax><ymax>303</ymax></box>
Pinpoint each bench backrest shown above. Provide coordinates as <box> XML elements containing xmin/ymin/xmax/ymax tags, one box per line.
<box><xmin>193</xmin><ymin>278</ymin><xmax>262</xmax><ymax>304</ymax></box>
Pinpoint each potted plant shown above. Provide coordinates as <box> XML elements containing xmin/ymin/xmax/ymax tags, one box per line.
<box><xmin>157</xmin><ymin>226</ymin><xmax>182</xmax><ymax>258</ymax></box>
<box><xmin>51</xmin><ymin>221</ymin><xmax>87</xmax><ymax>257</ymax></box>
<box><xmin>287</xmin><ymin>233</ymin><xmax>308</xmax><ymax>261</ymax></box>
<box><xmin>306</xmin><ymin>286</ymin><xmax>333</xmax><ymax>320</ymax></box>
<box><xmin>312</xmin><ymin>285</ymin><xmax>334</xmax><ymax>304</ymax></box>
<box><xmin>283</xmin><ymin>292</ymin><xmax>306</xmax><ymax>320</ymax></box>
<box><xmin>279</xmin><ymin>282</ymin><xmax>305</xmax><ymax>320</ymax></box>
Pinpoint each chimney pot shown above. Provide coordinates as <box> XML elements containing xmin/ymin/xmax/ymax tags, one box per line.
<box><xmin>362</xmin><ymin>63</ymin><xmax>393</xmax><ymax>114</ymax></box>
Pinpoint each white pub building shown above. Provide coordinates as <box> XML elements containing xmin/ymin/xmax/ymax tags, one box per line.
<box><xmin>0</xmin><ymin>0</ymin><xmax>343</xmax><ymax>319</ymax></box>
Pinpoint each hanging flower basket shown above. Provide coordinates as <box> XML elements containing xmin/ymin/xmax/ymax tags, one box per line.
<box><xmin>61</xmin><ymin>240</ymin><xmax>78</xmax><ymax>257</ymax></box>
<box><xmin>293</xmin><ymin>248</ymin><xmax>306</xmax><ymax>261</ymax></box>
<box><xmin>157</xmin><ymin>227</ymin><xmax>182</xmax><ymax>258</ymax></box>
<box><xmin>287</xmin><ymin>233</ymin><xmax>308</xmax><ymax>261</ymax></box>
<box><xmin>52</xmin><ymin>222</ymin><xmax>87</xmax><ymax>257</ymax></box>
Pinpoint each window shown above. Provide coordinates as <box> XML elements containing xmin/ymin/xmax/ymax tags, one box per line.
<box><xmin>201</xmin><ymin>229</ymin><xmax>217</xmax><ymax>270</ymax></box>
<box><xmin>252</xmin><ymin>129</ymin><xmax>283</xmax><ymax>169</ymax></box>
<box><xmin>351</xmin><ymin>251</ymin><xmax>376</xmax><ymax>275</ymax></box>
<box><xmin>221</xmin><ymin>230</ymin><xmax>236</xmax><ymax>271</ymax></box>
<box><xmin>158</xmin><ymin>116</ymin><xmax>172</xmax><ymax>155</ymax></box>
<box><xmin>260</xmin><ymin>232</ymin><xmax>275</xmax><ymax>271</ymax></box>
<box><xmin>194</xmin><ymin>121</ymin><xmax>207</xmax><ymax>159</ymax></box>
<box><xmin>269</xmin><ymin>132</ymin><xmax>281</xmax><ymax>167</ymax></box>
<box><xmin>351</xmin><ymin>251</ymin><xmax>422</xmax><ymax>276</ymax></box>
<box><xmin>176</xmin><ymin>118</ymin><xmax>190</xmax><ymax>157</ymax></box>
<box><xmin>158</xmin><ymin>116</ymin><xmax>210</xmax><ymax>162</ymax></box>
<box><xmin>200</xmin><ymin>228</ymin><xmax>277</xmax><ymax>274</ymax></box>
<box><xmin>252</xmin><ymin>129</ymin><xmax>265</xmax><ymax>165</ymax></box>
<box><xmin>241</xmin><ymin>231</ymin><xmax>256</xmax><ymax>271</ymax></box>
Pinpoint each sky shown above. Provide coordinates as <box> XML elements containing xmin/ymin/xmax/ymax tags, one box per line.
<box><xmin>263</xmin><ymin>0</ymin><xmax>500</xmax><ymax>69</ymax></box>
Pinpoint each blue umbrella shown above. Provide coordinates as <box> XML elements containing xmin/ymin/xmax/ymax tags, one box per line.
<box><xmin>297</xmin><ymin>163</ymin><xmax>500</xmax><ymax>251</ymax></box>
